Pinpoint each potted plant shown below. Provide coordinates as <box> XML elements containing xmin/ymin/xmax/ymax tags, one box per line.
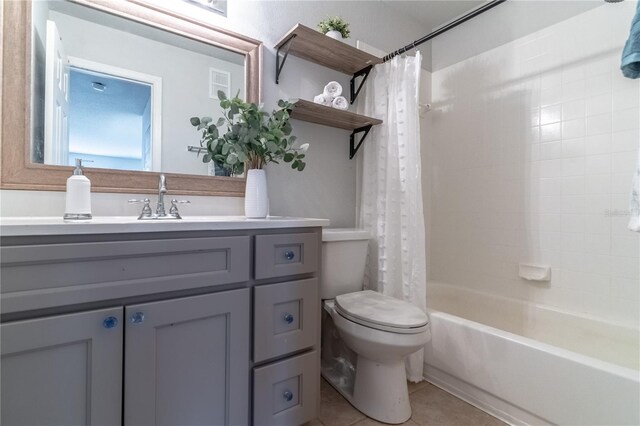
<box><xmin>190</xmin><ymin>91</ymin><xmax>308</xmax><ymax>218</ymax></box>
<box><xmin>317</xmin><ymin>16</ymin><xmax>350</xmax><ymax>41</ymax></box>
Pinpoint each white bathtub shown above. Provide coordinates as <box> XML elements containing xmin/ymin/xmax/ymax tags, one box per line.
<box><xmin>424</xmin><ymin>282</ymin><xmax>640</xmax><ymax>426</ymax></box>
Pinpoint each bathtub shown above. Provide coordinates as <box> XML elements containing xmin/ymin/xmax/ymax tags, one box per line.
<box><xmin>424</xmin><ymin>282</ymin><xmax>640</xmax><ymax>426</ymax></box>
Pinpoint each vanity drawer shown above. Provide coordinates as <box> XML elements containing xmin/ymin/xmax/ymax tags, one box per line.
<box><xmin>0</xmin><ymin>236</ymin><xmax>250</xmax><ymax>314</ymax></box>
<box><xmin>253</xmin><ymin>350</ymin><xmax>318</xmax><ymax>426</ymax></box>
<box><xmin>254</xmin><ymin>233</ymin><xmax>318</xmax><ymax>280</ymax></box>
<box><xmin>254</xmin><ymin>279</ymin><xmax>318</xmax><ymax>363</ymax></box>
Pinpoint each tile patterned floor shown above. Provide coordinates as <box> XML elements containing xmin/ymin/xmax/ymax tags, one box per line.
<box><xmin>313</xmin><ymin>378</ymin><xmax>506</xmax><ymax>426</ymax></box>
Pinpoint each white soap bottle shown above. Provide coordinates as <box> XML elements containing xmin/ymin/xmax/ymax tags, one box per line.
<box><xmin>64</xmin><ymin>159</ymin><xmax>92</xmax><ymax>221</ymax></box>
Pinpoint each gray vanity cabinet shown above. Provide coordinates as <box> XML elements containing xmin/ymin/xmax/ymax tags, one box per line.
<box><xmin>124</xmin><ymin>289</ymin><xmax>250</xmax><ymax>426</ymax></box>
<box><xmin>0</xmin><ymin>307</ymin><xmax>124</xmax><ymax>426</ymax></box>
<box><xmin>0</xmin><ymin>224</ymin><xmax>323</xmax><ymax>426</ymax></box>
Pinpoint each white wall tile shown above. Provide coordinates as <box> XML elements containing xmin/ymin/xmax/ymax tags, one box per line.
<box><xmin>562</xmin><ymin>157</ymin><xmax>585</xmax><ymax>177</ymax></box>
<box><xmin>612</xmin><ymin>151</ymin><xmax>638</xmax><ymax>176</ymax></box>
<box><xmin>561</xmin><ymin>138</ymin><xmax>585</xmax><ymax>158</ymax></box>
<box><xmin>541</xmin><ymin>104</ymin><xmax>562</xmax><ymax>125</ymax></box>
<box><xmin>429</xmin><ymin>5</ymin><xmax>640</xmax><ymax>325</ymax></box>
<box><xmin>585</xmin><ymin>73</ymin><xmax>612</xmax><ymax>97</ymax></box>
<box><xmin>540</xmin><ymin>141</ymin><xmax>562</xmax><ymax>160</ymax></box>
<box><xmin>586</xmin><ymin>173</ymin><xmax>611</xmax><ymax>195</ymax></box>
<box><xmin>541</xmin><ymin>123</ymin><xmax>562</xmax><ymax>141</ymax></box>
<box><xmin>562</xmin><ymin>80</ymin><xmax>585</xmax><ymax>102</ymax></box>
<box><xmin>561</xmin><ymin>176</ymin><xmax>585</xmax><ymax>195</ymax></box>
<box><xmin>562</xmin><ymin>118</ymin><xmax>586</xmax><ymax>139</ymax></box>
<box><xmin>585</xmin><ymin>113</ymin><xmax>612</xmax><ymax>136</ymax></box>
<box><xmin>585</xmin><ymin>93</ymin><xmax>611</xmax><ymax>117</ymax></box>
<box><xmin>562</xmin><ymin>99</ymin><xmax>586</xmax><ymax>122</ymax></box>
<box><xmin>585</xmin><ymin>154</ymin><xmax>612</xmax><ymax>175</ymax></box>
<box><xmin>585</xmin><ymin>134</ymin><xmax>612</xmax><ymax>156</ymax></box>
<box><xmin>612</xmin><ymin>89</ymin><xmax>639</xmax><ymax>112</ymax></box>
<box><xmin>612</xmin><ymin>108</ymin><xmax>639</xmax><ymax>133</ymax></box>
<box><xmin>611</xmin><ymin>173</ymin><xmax>633</xmax><ymax>195</ymax></box>
<box><xmin>612</xmin><ymin>130</ymin><xmax>639</xmax><ymax>152</ymax></box>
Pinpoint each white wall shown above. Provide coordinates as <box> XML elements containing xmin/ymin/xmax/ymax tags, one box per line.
<box><xmin>2</xmin><ymin>1</ymin><xmax>427</xmax><ymax>226</ymax></box>
<box><xmin>431</xmin><ymin>0</ymin><xmax>601</xmax><ymax>72</ymax></box>
<box><xmin>427</xmin><ymin>3</ymin><xmax>640</xmax><ymax>326</ymax></box>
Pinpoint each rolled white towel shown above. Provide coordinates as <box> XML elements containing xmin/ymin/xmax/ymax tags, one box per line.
<box><xmin>332</xmin><ymin>95</ymin><xmax>349</xmax><ymax>111</ymax></box>
<box><xmin>313</xmin><ymin>93</ymin><xmax>331</xmax><ymax>106</ymax></box>
<box><xmin>323</xmin><ymin>81</ymin><xmax>342</xmax><ymax>98</ymax></box>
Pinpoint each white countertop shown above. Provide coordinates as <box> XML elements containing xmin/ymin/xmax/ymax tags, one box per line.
<box><xmin>0</xmin><ymin>216</ymin><xmax>331</xmax><ymax>236</ymax></box>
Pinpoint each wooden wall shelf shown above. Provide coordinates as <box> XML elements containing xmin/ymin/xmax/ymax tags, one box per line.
<box><xmin>274</xmin><ymin>24</ymin><xmax>382</xmax><ymax>104</ymax></box>
<box><xmin>290</xmin><ymin>99</ymin><xmax>382</xmax><ymax>159</ymax></box>
<box><xmin>290</xmin><ymin>99</ymin><xmax>381</xmax><ymax>130</ymax></box>
<box><xmin>274</xmin><ymin>24</ymin><xmax>382</xmax><ymax>76</ymax></box>
<box><xmin>274</xmin><ymin>24</ymin><xmax>385</xmax><ymax>158</ymax></box>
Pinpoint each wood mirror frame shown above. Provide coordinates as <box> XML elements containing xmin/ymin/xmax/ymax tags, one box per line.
<box><xmin>1</xmin><ymin>0</ymin><xmax>262</xmax><ymax>197</ymax></box>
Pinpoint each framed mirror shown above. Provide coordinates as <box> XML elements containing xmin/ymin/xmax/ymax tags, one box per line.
<box><xmin>1</xmin><ymin>0</ymin><xmax>262</xmax><ymax>197</ymax></box>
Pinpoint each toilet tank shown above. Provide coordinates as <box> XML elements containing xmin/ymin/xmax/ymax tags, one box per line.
<box><xmin>320</xmin><ymin>228</ymin><xmax>370</xmax><ymax>300</ymax></box>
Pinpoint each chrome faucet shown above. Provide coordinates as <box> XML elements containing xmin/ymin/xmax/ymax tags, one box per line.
<box><xmin>128</xmin><ymin>174</ymin><xmax>190</xmax><ymax>220</ymax></box>
<box><xmin>156</xmin><ymin>174</ymin><xmax>167</xmax><ymax>217</ymax></box>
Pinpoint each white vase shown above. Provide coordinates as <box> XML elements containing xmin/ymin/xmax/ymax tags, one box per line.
<box><xmin>325</xmin><ymin>30</ymin><xmax>343</xmax><ymax>41</ymax></box>
<box><xmin>245</xmin><ymin>169</ymin><xmax>269</xmax><ymax>218</ymax></box>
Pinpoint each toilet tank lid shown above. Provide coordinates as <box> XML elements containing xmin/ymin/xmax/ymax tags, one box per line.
<box><xmin>322</xmin><ymin>228</ymin><xmax>370</xmax><ymax>242</ymax></box>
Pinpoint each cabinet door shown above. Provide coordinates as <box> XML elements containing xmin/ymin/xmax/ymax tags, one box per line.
<box><xmin>1</xmin><ymin>307</ymin><xmax>123</xmax><ymax>426</ymax></box>
<box><xmin>124</xmin><ymin>289</ymin><xmax>250</xmax><ymax>426</ymax></box>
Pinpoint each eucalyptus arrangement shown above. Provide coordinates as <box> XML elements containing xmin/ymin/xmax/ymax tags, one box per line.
<box><xmin>190</xmin><ymin>91</ymin><xmax>308</xmax><ymax>173</ymax></box>
<box><xmin>317</xmin><ymin>16</ymin><xmax>351</xmax><ymax>39</ymax></box>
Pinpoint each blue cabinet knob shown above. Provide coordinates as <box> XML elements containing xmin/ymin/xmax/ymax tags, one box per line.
<box><xmin>103</xmin><ymin>316</ymin><xmax>118</xmax><ymax>329</ymax></box>
<box><xmin>283</xmin><ymin>390</ymin><xmax>293</xmax><ymax>402</ymax></box>
<box><xmin>130</xmin><ymin>312</ymin><xmax>145</xmax><ymax>325</ymax></box>
<box><xmin>284</xmin><ymin>250</ymin><xmax>295</xmax><ymax>260</ymax></box>
<box><xmin>283</xmin><ymin>313</ymin><xmax>294</xmax><ymax>324</ymax></box>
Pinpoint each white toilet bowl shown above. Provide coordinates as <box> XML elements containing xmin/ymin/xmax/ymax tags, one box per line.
<box><xmin>324</xmin><ymin>291</ymin><xmax>430</xmax><ymax>424</ymax></box>
<box><xmin>320</xmin><ymin>229</ymin><xmax>430</xmax><ymax>424</ymax></box>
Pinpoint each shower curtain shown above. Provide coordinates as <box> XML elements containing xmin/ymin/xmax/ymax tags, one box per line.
<box><xmin>356</xmin><ymin>52</ymin><xmax>427</xmax><ymax>382</ymax></box>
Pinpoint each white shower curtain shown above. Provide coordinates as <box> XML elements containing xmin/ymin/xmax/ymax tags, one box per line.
<box><xmin>356</xmin><ymin>52</ymin><xmax>427</xmax><ymax>382</ymax></box>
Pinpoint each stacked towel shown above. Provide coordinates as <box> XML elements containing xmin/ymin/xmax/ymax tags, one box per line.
<box><xmin>332</xmin><ymin>96</ymin><xmax>349</xmax><ymax>110</ymax></box>
<box><xmin>313</xmin><ymin>93</ymin><xmax>331</xmax><ymax>106</ymax></box>
<box><xmin>312</xmin><ymin>81</ymin><xmax>349</xmax><ymax>111</ymax></box>
<box><xmin>323</xmin><ymin>81</ymin><xmax>342</xmax><ymax>98</ymax></box>
<box><xmin>621</xmin><ymin>1</ymin><xmax>640</xmax><ymax>78</ymax></box>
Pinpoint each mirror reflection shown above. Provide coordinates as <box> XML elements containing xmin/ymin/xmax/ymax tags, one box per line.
<box><xmin>31</xmin><ymin>0</ymin><xmax>246</xmax><ymax>176</ymax></box>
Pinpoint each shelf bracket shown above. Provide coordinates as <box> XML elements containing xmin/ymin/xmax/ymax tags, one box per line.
<box><xmin>275</xmin><ymin>35</ymin><xmax>296</xmax><ymax>84</ymax></box>
<box><xmin>350</xmin><ymin>65</ymin><xmax>373</xmax><ymax>104</ymax></box>
<box><xmin>349</xmin><ymin>125</ymin><xmax>373</xmax><ymax>159</ymax></box>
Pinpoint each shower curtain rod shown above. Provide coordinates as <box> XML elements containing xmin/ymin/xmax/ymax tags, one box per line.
<box><xmin>382</xmin><ymin>0</ymin><xmax>508</xmax><ymax>62</ymax></box>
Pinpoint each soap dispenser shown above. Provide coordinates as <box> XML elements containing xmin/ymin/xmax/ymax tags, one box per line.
<box><xmin>64</xmin><ymin>159</ymin><xmax>92</xmax><ymax>221</ymax></box>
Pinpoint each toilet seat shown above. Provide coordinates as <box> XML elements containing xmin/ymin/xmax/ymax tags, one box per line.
<box><xmin>334</xmin><ymin>290</ymin><xmax>429</xmax><ymax>334</ymax></box>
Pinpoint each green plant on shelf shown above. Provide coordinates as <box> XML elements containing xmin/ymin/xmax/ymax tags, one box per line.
<box><xmin>317</xmin><ymin>16</ymin><xmax>351</xmax><ymax>39</ymax></box>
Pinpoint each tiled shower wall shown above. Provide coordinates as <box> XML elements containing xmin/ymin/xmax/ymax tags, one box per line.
<box><xmin>429</xmin><ymin>3</ymin><xmax>640</xmax><ymax>326</ymax></box>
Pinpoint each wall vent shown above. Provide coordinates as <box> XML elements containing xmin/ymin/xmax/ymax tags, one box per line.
<box><xmin>209</xmin><ymin>68</ymin><xmax>231</xmax><ymax>99</ymax></box>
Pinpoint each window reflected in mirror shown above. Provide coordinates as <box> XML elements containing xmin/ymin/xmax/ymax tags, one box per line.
<box><xmin>31</xmin><ymin>0</ymin><xmax>246</xmax><ymax>177</ymax></box>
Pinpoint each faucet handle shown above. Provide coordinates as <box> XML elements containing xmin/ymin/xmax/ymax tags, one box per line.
<box><xmin>129</xmin><ymin>198</ymin><xmax>152</xmax><ymax>219</ymax></box>
<box><xmin>169</xmin><ymin>199</ymin><xmax>190</xmax><ymax>219</ymax></box>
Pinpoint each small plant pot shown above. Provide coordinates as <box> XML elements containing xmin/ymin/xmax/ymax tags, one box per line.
<box><xmin>325</xmin><ymin>30</ymin><xmax>343</xmax><ymax>40</ymax></box>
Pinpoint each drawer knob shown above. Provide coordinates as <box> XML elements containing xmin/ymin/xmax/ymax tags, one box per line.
<box><xmin>130</xmin><ymin>312</ymin><xmax>145</xmax><ymax>325</ymax></box>
<box><xmin>284</xmin><ymin>250</ymin><xmax>295</xmax><ymax>260</ymax></box>
<box><xmin>102</xmin><ymin>316</ymin><xmax>118</xmax><ymax>329</ymax></box>
<box><xmin>283</xmin><ymin>390</ymin><xmax>294</xmax><ymax>402</ymax></box>
<box><xmin>283</xmin><ymin>313</ymin><xmax>294</xmax><ymax>324</ymax></box>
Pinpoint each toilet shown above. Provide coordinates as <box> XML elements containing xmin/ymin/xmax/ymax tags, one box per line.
<box><xmin>320</xmin><ymin>228</ymin><xmax>430</xmax><ymax>424</ymax></box>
